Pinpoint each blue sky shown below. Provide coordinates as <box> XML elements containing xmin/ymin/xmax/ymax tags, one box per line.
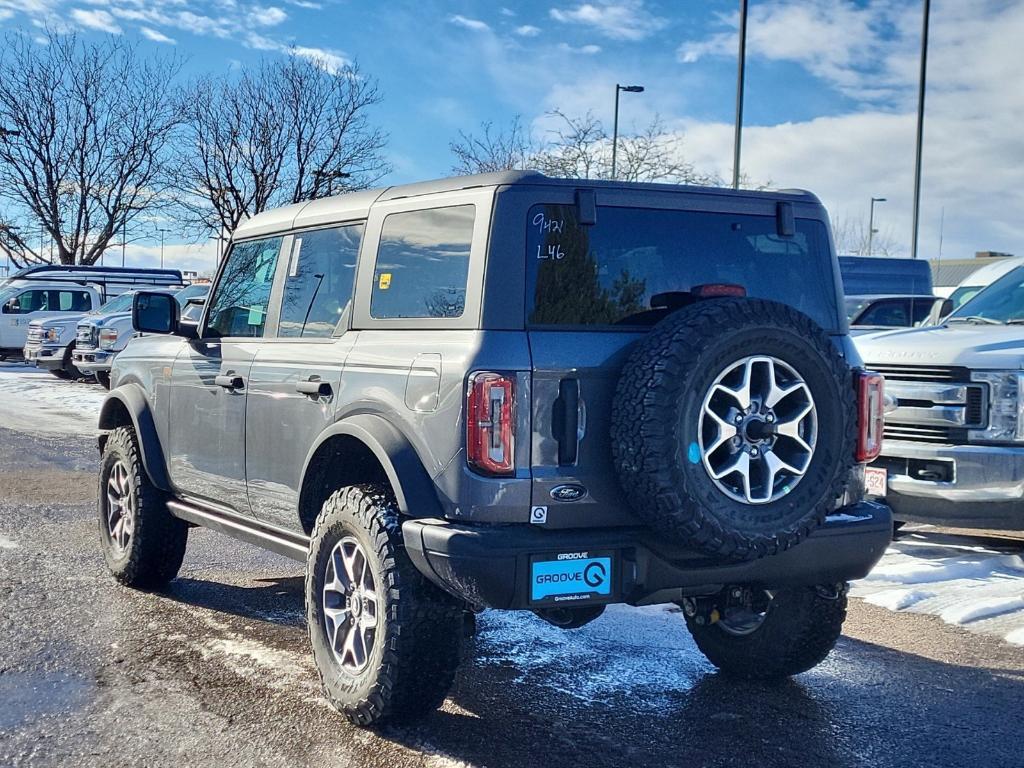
<box><xmin>1</xmin><ymin>1</ymin><xmax>1022</xmax><ymax>272</ymax></box>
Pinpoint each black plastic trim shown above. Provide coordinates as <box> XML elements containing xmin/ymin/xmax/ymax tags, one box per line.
<box><xmin>403</xmin><ymin>501</ymin><xmax>892</xmax><ymax>610</ymax></box>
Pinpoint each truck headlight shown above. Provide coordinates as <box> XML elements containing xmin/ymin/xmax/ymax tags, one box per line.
<box><xmin>99</xmin><ymin>328</ymin><xmax>119</xmax><ymax>350</ymax></box>
<box><xmin>970</xmin><ymin>371</ymin><xmax>1024</xmax><ymax>442</ymax></box>
<box><xmin>44</xmin><ymin>327</ymin><xmax>61</xmax><ymax>342</ymax></box>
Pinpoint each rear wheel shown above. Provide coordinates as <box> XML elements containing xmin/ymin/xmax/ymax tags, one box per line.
<box><xmin>98</xmin><ymin>426</ymin><xmax>188</xmax><ymax>588</ymax></box>
<box><xmin>96</xmin><ymin>371</ymin><xmax>111</xmax><ymax>389</ymax></box>
<box><xmin>306</xmin><ymin>485</ymin><xmax>463</xmax><ymax>726</ymax></box>
<box><xmin>682</xmin><ymin>584</ymin><xmax>847</xmax><ymax>679</ymax></box>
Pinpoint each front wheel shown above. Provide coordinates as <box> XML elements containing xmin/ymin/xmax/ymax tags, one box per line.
<box><xmin>682</xmin><ymin>584</ymin><xmax>847</xmax><ymax>679</ymax></box>
<box><xmin>98</xmin><ymin>426</ymin><xmax>188</xmax><ymax>588</ymax></box>
<box><xmin>306</xmin><ymin>485</ymin><xmax>463</xmax><ymax>727</ymax></box>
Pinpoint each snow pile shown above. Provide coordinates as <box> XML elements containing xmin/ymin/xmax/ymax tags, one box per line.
<box><xmin>0</xmin><ymin>362</ymin><xmax>105</xmax><ymax>436</ymax></box>
<box><xmin>852</xmin><ymin>532</ymin><xmax>1024</xmax><ymax>646</ymax></box>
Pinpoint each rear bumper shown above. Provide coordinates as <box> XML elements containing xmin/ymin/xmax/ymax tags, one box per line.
<box><xmin>403</xmin><ymin>501</ymin><xmax>892</xmax><ymax>610</ymax></box>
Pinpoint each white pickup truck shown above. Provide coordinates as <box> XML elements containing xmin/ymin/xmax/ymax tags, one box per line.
<box><xmin>1</xmin><ymin>265</ymin><xmax>183</xmax><ymax>377</ymax></box>
<box><xmin>856</xmin><ymin>263</ymin><xmax>1024</xmax><ymax>530</ymax></box>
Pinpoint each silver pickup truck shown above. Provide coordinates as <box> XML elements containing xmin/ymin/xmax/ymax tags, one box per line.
<box><xmin>73</xmin><ymin>285</ymin><xmax>208</xmax><ymax>388</ymax></box>
<box><xmin>856</xmin><ymin>263</ymin><xmax>1024</xmax><ymax>530</ymax></box>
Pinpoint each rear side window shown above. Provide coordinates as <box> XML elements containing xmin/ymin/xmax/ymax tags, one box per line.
<box><xmin>206</xmin><ymin>236</ymin><xmax>282</xmax><ymax>338</ymax></box>
<box><xmin>57</xmin><ymin>290</ymin><xmax>91</xmax><ymax>311</ymax></box>
<box><xmin>526</xmin><ymin>204</ymin><xmax>838</xmax><ymax>330</ymax></box>
<box><xmin>371</xmin><ymin>205</ymin><xmax>475</xmax><ymax>319</ymax></box>
<box><xmin>279</xmin><ymin>224</ymin><xmax>363</xmax><ymax>337</ymax></box>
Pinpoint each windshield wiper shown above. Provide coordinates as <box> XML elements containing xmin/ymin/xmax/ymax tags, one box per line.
<box><xmin>947</xmin><ymin>315</ymin><xmax>1004</xmax><ymax>325</ymax></box>
<box><xmin>1004</xmin><ymin>318</ymin><xmax>1024</xmax><ymax>325</ymax></box>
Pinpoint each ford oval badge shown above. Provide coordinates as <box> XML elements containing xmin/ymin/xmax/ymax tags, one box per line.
<box><xmin>550</xmin><ymin>484</ymin><xmax>587</xmax><ymax>502</ymax></box>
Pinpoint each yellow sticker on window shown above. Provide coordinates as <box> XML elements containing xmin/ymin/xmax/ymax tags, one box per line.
<box><xmin>378</xmin><ymin>273</ymin><xmax>392</xmax><ymax>290</ymax></box>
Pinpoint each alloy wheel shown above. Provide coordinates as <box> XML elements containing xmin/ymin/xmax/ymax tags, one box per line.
<box><xmin>698</xmin><ymin>355</ymin><xmax>817</xmax><ymax>504</ymax></box>
<box><xmin>322</xmin><ymin>536</ymin><xmax>379</xmax><ymax>674</ymax></box>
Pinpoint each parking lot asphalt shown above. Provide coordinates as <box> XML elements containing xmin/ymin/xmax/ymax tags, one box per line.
<box><xmin>2</xmin><ymin>425</ymin><xmax>1023</xmax><ymax>768</ymax></box>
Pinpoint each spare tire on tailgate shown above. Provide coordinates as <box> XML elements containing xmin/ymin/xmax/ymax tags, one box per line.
<box><xmin>611</xmin><ymin>297</ymin><xmax>856</xmax><ymax>561</ymax></box>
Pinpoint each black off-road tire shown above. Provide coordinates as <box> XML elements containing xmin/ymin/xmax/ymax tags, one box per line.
<box><xmin>306</xmin><ymin>485</ymin><xmax>463</xmax><ymax>727</ymax></box>
<box><xmin>612</xmin><ymin>298</ymin><xmax>857</xmax><ymax>561</ymax></box>
<box><xmin>685</xmin><ymin>586</ymin><xmax>848</xmax><ymax>679</ymax></box>
<box><xmin>48</xmin><ymin>367</ymin><xmax>70</xmax><ymax>380</ymax></box>
<box><xmin>98</xmin><ymin>426</ymin><xmax>188</xmax><ymax>588</ymax></box>
<box><xmin>96</xmin><ymin>371</ymin><xmax>112</xmax><ymax>389</ymax></box>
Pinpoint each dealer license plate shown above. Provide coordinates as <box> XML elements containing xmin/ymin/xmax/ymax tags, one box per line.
<box><xmin>864</xmin><ymin>466</ymin><xmax>887</xmax><ymax>497</ymax></box>
<box><xmin>530</xmin><ymin>551</ymin><xmax>614</xmax><ymax>605</ymax></box>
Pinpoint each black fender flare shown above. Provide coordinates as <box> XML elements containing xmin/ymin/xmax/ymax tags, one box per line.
<box><xmin>301</xmin><ymin>414</ymin><xmax>443</xmax><ymax>519</ymax></box>
<box><xmin>98</xmin><ymin>384</ymin><xmax>172</xmax><ymax>492</ymax></box>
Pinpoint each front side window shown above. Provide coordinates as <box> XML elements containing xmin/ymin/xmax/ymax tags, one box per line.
<box><xmin>279</xmin><ymin>224</ymin><xmax>363</xmax><ymax>337</ymax></box>
<box><xmin>206</xmin><ymin>237</ymin><xmax>282</xmax><ymax>338</ymax></box>
<box><xmin>526</xmin><ymin>204</ymin><xmax>838</xmax><ymax>331</ymax></box>
<box><xmin>370</xmin><ymin>205</ymin><xmax>475</xmax><ymax>319</ymax></box>
<box><xmin>10</xmin><ymin>289</ymin><xmax>48</xmax><ymax>314</ymax></box>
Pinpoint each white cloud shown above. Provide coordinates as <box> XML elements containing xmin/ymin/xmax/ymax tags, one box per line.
<box><xmin>285</xmin><ymin>0</ymin><xmax>321</xmax><ymax>8</ymax></box>
<box><xmin>139</xmin><ymin>26</ymin><xmax>176</xmax><ymax>44</ymax></box>
<box><xmin>678</xmin><ymin>1</ymin><xmax>905</xmax><ymax>103</ymax></box>
<box><xmin>515</xmin><ymin>24</ymin><xmax>541</xmax><ymax>37</ymax></box>
<box><xmin>558</xmin><ymin>42</ymin><xmax>601</xmax><ymax>55</ymax></box>
<box><xmin>70</xmin><ymin>7</ymin><xmax>122</xmax><ymax>34</ymax></box>
<box><xmin>249</xmin><ymin>6</ymin><xmax>287</xmax><ymax>27</ymax></box>
<box><xmin>500</xmin><ymin>7</ymin><xmax>516</xmax><ymax>17</ymax></box>
<box><xmin>292</xmin><ymin>46</ymin><xmax>349</xmax><ymax>75</ymax></box>
<box><xmin>449</xmin><ymin>14</ymin><xmax>490</xmax><ymax>32</ymax></box>
<box><xmin>0</xmin><ymin>9</ymin><xmax>14</xmax><ymax>22</ymax></box>
<box><xmin>550</xmin><ymin>1</ymin><xmax>667</xmax><ymax>42</ymax></box>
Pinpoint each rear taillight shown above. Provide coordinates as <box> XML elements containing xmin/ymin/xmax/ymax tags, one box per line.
<box><xmin>467</xmin><ymin>372</ymin><xmax>515</xmax><ymax>476</ymax></box>
<box><xmin>856</xmin><ymin>371</ymin><xmax>884</xmax><ymax>462</ymax></box>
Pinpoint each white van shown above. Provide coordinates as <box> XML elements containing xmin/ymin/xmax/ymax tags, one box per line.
<box><xmin>0</xmin><ymin>265</ymin><xmax>183</xmax><ymax>362</ymax></box>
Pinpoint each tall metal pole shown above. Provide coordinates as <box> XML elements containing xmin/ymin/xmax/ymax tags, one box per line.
<box><xmin>911</xmin><ymin>0</ymin><xmax>931</xmax><ymax>259</ymax></box>
<box><xmin>611</xmin><ymin>84</ymin><xmax>621</xmax><ymax>180</ymax></box>
<box><xmin>868</xmin><ymin>197</ymin><xmax>886</xmax><ymax>256</ymax></box>
<box><xmin>121</xmin><ymin>219</ymin><xmax>126</xmax><ymax>267</ymax></box>
<box><xmin>732</xmin><ymin>0</ymin><xmax>749</xmax><ymax>189</ymax></box>
<box><xmin>160</xmin><ymin>230</ymin><xmax>165</xmax><ymax>269</ymax></box>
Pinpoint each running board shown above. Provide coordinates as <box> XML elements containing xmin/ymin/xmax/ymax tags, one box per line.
<box><xmin>166</xmin><ymin>499</ymin><xmax>310</xmax><ymax>562</ymax></box>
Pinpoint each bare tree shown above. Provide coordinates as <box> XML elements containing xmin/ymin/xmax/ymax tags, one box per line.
<box><xmin>450</xmin><ymin>111</ymin><xmax>723</xmax><ymax>185</ymax></box>
<box><xmin>450</xmin><ymin>116</ymin><xmax>531</xmax><ymax>175</ymax></box>
<box><xmin>0</xmin><ymin>32</ymin><xmax>183</xmax><ymax>266</ymax></box>
<box><xmin>831</xmin><ymin>214</ymin><xmax>903</xmax><ymax>256</ymax></box>
<box><xmin>177</xmin><ymin>54</ymin><xmax>390</xmax><ymax>238</ymax></box>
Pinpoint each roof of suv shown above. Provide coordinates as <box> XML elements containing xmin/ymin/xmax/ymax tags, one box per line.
<box><xmin>232</xmin><ymin>170</ymin><xmax>819</xmax><ymax>241</ymax></box>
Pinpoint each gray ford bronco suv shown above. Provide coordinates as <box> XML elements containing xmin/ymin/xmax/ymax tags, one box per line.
<box><xmin>97</xmin><ymin>171</ymin><xmax>891</xmax><ymax>726</ymax></box>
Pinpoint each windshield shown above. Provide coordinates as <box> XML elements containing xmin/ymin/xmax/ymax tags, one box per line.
<box><xmin>88</xmin><ymin>291</ymin><xmax>136</xmax><ymax>316</ymax></box>
<box><xmin>947</xmin><ymin>285</ymin><xmax>983</xmax><ymax>312</ymax></box>
<box><xmin>948</xmin><ymin>266</ymin><xmax>1024</xmax><ymax>324</ymax></box>
<box><xmin>844</xmin><ymin>297</ymin><xmax>871</xmax><ymax>322</ymax></box>
<box><xmin>175</xmin><ymin>283</ymin><xmax>208</xmax><ymax>303</ymax></box>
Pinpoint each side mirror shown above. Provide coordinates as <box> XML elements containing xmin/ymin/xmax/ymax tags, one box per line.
<box><xmin>133</xmin><ymin>291</ymin><xmax>180</xmax><ymax>335</ymax></box>
<box><xmin>2</xmin><ymin>299</ymin><xmax>17</xmax><ymax>314</ymax></box>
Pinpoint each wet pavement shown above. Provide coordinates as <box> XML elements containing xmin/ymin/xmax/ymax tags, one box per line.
<box><xmin>1</xmin><ymin>426</ymin><xmax>1022</xmax><ymax>767</ymax></box>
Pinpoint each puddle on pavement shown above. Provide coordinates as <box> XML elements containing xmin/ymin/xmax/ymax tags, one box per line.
<box><xmin>0</xmin><ymin>670</ymin><xmax>94</xmax><ymax>730</ymax></box>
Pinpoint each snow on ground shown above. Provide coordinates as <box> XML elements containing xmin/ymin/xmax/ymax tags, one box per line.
<box><xmin>850</xmin><ymin>530</ymin><xmax>1024</xmax><ymax>646</ymax></box>
<box><xmin>0</xmin><ymin>361</ymin><xmax>104</xmax><ymax>436</ymax></box>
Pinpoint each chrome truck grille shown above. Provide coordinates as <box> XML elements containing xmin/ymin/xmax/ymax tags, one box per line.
<box><xmin>76</xmin><ymin>323</ymin><xmax>98</xmax><ymax>350</ymax></box>
<box><xmin>26</xmin><ymin>325</ymin><xmax>44</xmax><ymax>346</ymax></box>
<box><xmin>871</xmin><ymin>364</ymin><xmax>987</xmax><ymax>446</ymax></box>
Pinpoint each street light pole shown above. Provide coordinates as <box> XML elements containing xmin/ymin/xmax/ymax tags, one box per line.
<box><xmin>611</xmin><ymin>84</ymin><xmax>644</xmax><ymax>180</ymax></box>
<box><xmin>911</xmin><ymin>0</ymin><xmax>931</xmax><ymax>260</ymax></box>
<box><xmin>868</xmin><ymin>197</ymin><xmax>887</xmax><ymax>256</ymax></box>
<box><xmin>732</xmin><ymin>0</ymin><xmax>749</xmax><ymax>189</ymax></box>
<box><xmin>158</xmin><ymin>228</ymin><xmax>170</xmax><ymax>269</ymax></box>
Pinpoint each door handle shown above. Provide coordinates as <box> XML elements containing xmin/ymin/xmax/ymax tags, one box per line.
<box><xmin>552</xmin><ymin>378</ymin><xmax>580</xmax><ymax>465</ymax></box>
<box><xmin>296</xmin><ymin>377</ymin><xmax>332</xmax><ymax>397</ymax></box>
<box><xmin>215</xmin><ymin>373</ymin><xmax>244</xmax><ymax>390</ymax></box>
